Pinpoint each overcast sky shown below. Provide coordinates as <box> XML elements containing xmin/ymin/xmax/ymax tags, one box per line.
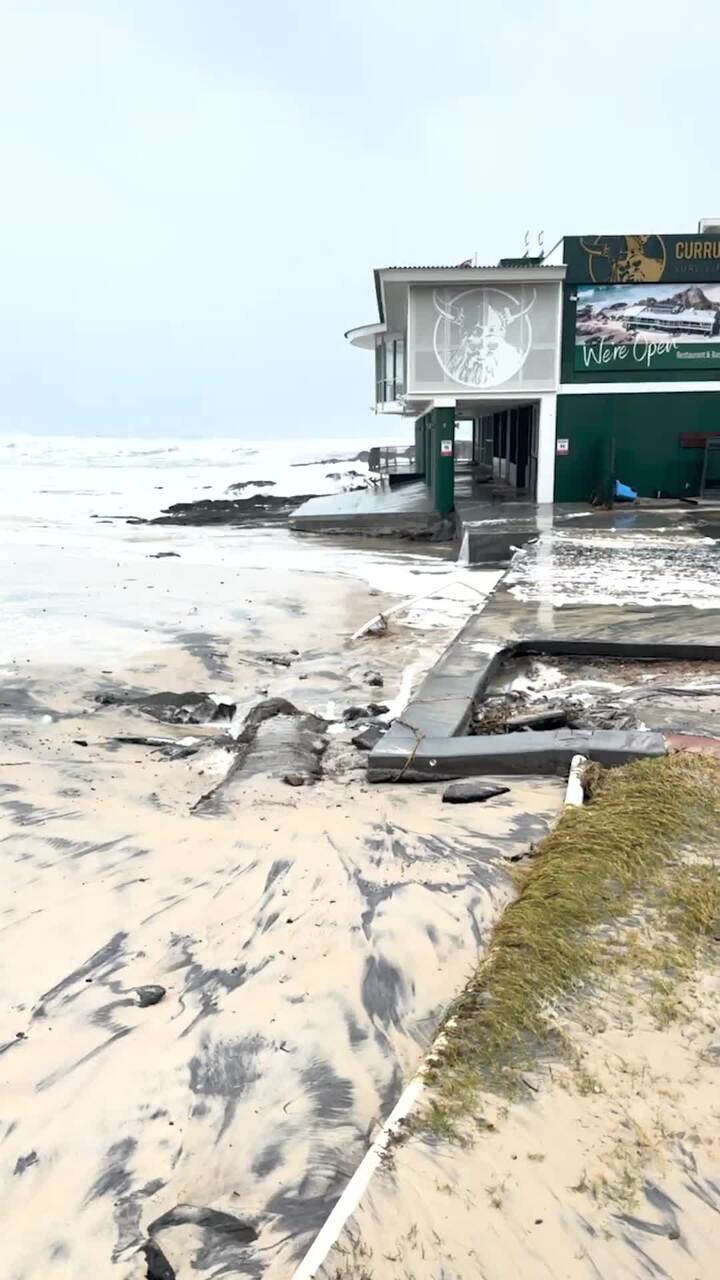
<box><xmin>1</xmin><ymin>0</ymin><xmax>719</xmax><ymax>438</ymax></box>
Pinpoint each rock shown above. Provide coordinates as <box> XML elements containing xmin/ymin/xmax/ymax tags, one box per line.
<box><xmin>365</xmin><ymin>671</ymin><xmax>384</xmax><ymax>687</ymax></box>
<box><xmin>149</xmin><ymin>551</ymin><xmax>180</xmax><ymax>558</ymax></box>
<box><xmin>135</xmin><ymin>985</ymin><xmax>166</xmax><ymax>1008</ymax></box>
<box><xmin>147</xmin><ymin>494</ymin><xmax>319</xmax><ymax>526</ymax></box>
<box><xmin>228</xmin><ymin>479</ymin><xmax>276</xmax><ymax>491</ymax></box>
<box><xmin>352</xmin><ymin>725</ymin><xmax>386</xmax><ymax>751</ymax></box>
<box><xmin>283</xmin><ymin>773</ymin><xmax>305</xmax><ymax>787</ymax></box>
<box><xmin>343</xmin><ymin>705</ymin><xmax>368</xmax><ymax>722</ymax></box>
<box><xmin>442</xmin><ymin>781</ymin><xmax>511</xmax><ymax>804</ymax></box>
<box><xmin>344</xmin><ymin>702</ymin><xmax>389</xmax><ymax>723</ymax></box>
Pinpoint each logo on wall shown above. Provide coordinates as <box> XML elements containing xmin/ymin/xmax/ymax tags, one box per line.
<box><xmin>579</xmin><ymin>235</ymin><xmax>667</xmax><ymax>284</ymax></box>
<box><xmin>432</xmin><ymin>288</ymin><xmax>536</xmax><ymax>388</ymax></box>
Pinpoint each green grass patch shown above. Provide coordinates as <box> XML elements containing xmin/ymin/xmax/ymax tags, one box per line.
<box><xmin>420</xmin><ymin>752</ymin><xmax>720</xmax><ymax>1136</ymax></box>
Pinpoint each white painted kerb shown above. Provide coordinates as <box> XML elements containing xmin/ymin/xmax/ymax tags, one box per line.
<box><xmin>292</xmin><ymin>756</ymin><xmax>587</xmax><ymax>1278</ymax></box>
<box><xmin>290</xmin><ymin>1076</ymin><xmax>426</xmax><ymax>1280</ymax></box>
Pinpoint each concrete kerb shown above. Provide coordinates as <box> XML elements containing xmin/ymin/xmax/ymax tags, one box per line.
<box><xmin>368</xmin><ymin>636</ymin><xmax>720</xmax><ymax>782</ymax></box>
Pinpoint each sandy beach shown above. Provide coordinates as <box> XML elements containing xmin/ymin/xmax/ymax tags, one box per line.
<box><xmin>0</xmin><ymin>438</ymin><xmax>566</xmax><ymax>1277</ymax></box>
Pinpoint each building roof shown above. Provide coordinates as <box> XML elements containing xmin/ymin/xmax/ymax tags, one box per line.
<box><xmin>372</xmin><ymin>263</ymin><xmax>566</xmax><ymax>328</ymax></box>
<box><xmin>630</xmin><ymin>306</ymin><xmax>715</xmax><ymax>324</ymax></box>
<box><xmin>375</xmin><ymin>263</ymin><xmax>560</xmax><ymax>271</ymax></box>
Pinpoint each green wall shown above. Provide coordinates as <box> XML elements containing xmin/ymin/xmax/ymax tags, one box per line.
<box><xmin>555</xmin><ymin>392</ymin><xmax>720</xmax><ymax>502</ymax></box>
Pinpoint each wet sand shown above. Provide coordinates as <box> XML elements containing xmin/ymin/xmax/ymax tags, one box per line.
<box><xmin>322</xmin><ymin>947</ymin><xmax>720</xmax><ymax>1280</ymax></box>
<box><xmin>0</xmin><ymin>521</ymin><xmax>563</xmax><ymax>1277</ymax></box>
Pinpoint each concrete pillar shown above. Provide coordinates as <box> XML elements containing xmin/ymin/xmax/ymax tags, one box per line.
<box><xmin>429</xmin><ymin>407</ymin><xmax>455</xmax><ymax>515</ymax></box>
<box><xmin>536</xmin><ymin>393</ymin><xmax>557</xmax><ymax>504</ymax></box>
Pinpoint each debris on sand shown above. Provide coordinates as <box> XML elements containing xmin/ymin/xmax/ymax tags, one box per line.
<box><xmin>258</xmin><ymin>651</ymin><xmax>298</xmax><ymax>668</ymax></box>
<box><xmin>365</xmin><ymin>670</ymin><xmax>384</xmax><ymax>688</ymax></box>
<box><xmin>342</xmin><ymin>702</ymin><xmax>389</xmax><ymax>723</ymax></box>
<box><xmin>142</xmin><ymin>1239</ymin><xmax>175</xmax><ymax>1280</ymax></box>
<box><xmin>352</xmin><ymin>725</ymin><xmax>387</xmax><ymax>752</ymax></box>
<box><xmin>193</xmin><ymin>698</ymin><xmax>328</xmax><ymax>810</ymax></box>
<box><xmin>94</xmin><ymin>690</ymin><xmax>236</xmax><ymax>726</ymax></box>
<box><xmin>108</xmin><ymin>735</ymin><xmax>203</xmax><ymax>760</ymax></box>
<box><xmin>504</xmin><ymin>707</ymin><xmax>570</xmax><ymax>732</ymax></box>
<box><xmin>135</xmin><ymin>985</ymin><xmax>166</xmax><ymax>1008</ymax></box>
<box><xmin>442</xmin><ymin>781</ymin><xmax>511</xmax><ymax>804</ymax></box>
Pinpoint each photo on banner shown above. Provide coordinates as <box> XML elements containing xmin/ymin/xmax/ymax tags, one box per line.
<box><xmin>574</xmin><ymin>282</ymin><xmax>720</xmax><ymax>372</ymax></box>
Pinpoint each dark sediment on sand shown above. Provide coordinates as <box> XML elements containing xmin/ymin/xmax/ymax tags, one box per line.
<box><xmin>145</xmin><ymin>494</ymin><xmax>321</xmax><ymax>526</ymax></box>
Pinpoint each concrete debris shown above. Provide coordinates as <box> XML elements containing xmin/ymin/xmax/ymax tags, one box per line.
<box><xmin>194</xmin><ymin>698</ymin><xmax>329</xmax><ymax>809</ymax></box>
<box><xmin>352</xmin><ymin>725</ymin><xmax>387</xmax><ymax>752</ymax></box>
<box><xmin>442</xmin><ymin>781</ymin><xmax>511</xmax><ymax>804</ymax></box>
<box><xmin>135</xmin><ymin>985</ymin><xmax>167</xmax><ymax>1008</ymax></box>
<box><xmin>94</xmin><ymin>690</ymin><xmax>236</xmax><ymax>726</ymax></box>
<box><xmin>505</xmin><ymin>707</ymin><xmax>569</xmax><ymax>732</ymax></box>
<box><xmin>258</xmin><ymin>652</ymin><xmax>294</xmax><ymax>667</ymax></box>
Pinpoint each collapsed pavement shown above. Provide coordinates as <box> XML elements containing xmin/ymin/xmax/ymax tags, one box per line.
<box><xmin>366</xmin><ymin>526</ymin><xmax>720</xmax><ymax>782</ymax></box>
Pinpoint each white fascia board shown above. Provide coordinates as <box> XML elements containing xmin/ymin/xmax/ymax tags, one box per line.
<box><xmin>345</xmin><ymin>321</ymin><xmax>386</xmax><ymax>349</ymax></box>
<box><xmin>559</xmin><ymin>382</ymin><xmax>720</xmax><ymax>394</ymax></box>
<box><xmin>378</xmin><ymin>266</ymin><xmax>566</xmax><ymax>286</ymax></box>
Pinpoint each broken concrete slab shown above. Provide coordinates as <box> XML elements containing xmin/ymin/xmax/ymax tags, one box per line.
<box><xmin>442</xmin><ymin>781</ymin><xmax>511</xmax><ymax>804</ymax></box>
<box><xmin>368</xmin><ymin>728</ymin><xmax>666</xmax><ymax>782</ymax></box>
<box><xmin>194</xmin><ymin>698</ymin><xmax>328</xmax><ymax>810</ymax></box>
<box><xmin>94</xmin><ymin>690</ymin><xmax>236</xmax><ymax>726</ymax></box>
<box><xmin>352</xmin><ymin>725</ymin><xmax>387</xmax><ymax>752</ymax></box>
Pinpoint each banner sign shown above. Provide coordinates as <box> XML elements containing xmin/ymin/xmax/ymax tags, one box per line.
<box><xmin>574</xmin><ymin>282</ymin><xmax>720</xmax><ymax>372</ymax></box>
<box><xmin>565</xmin><ymin>234</ymin><xmax>720</xmax><ymax>284</ymax></box>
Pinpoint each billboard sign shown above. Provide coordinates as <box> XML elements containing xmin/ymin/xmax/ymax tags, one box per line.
<box><xmin>565</xmin><ymin>234</ymin><xmax>720</xmax><ymax>285</ymax></box>
<box><xmin>574</xmin><ymin>282</ymin><xmax>720</xmax><ymax>372</ymax></box>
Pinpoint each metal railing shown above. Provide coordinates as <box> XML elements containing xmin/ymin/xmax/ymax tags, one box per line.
<box><xmin>368</xmin><ymin>445</ymin><xmax>417</xmax><ymax>473</ymax></box>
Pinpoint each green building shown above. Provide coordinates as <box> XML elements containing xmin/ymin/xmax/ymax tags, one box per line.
<box><xmin>346</xmin><ymin>228</ymin><xmax>720</xmax><ymax>510</ymax></box>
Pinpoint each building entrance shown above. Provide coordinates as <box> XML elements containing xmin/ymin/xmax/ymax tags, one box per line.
<box><xmin>471</xmin><ymin>403</ymin><xmax>538</xmax><ymax>499</ymax></box>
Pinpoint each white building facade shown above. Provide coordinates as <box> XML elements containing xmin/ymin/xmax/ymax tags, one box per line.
<box><xmin>346</xmin><ymin>263</ymin><xmax>566</xmax><ymax>505</ymax></box>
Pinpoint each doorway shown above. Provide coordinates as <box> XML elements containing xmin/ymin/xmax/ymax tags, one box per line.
<box><xmin>472</xmin><ymin>404</ymin><xmax>537</xmax><ymax>498</ymax></box>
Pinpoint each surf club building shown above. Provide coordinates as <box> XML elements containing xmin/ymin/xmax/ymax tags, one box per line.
<box><xmin>345</xmin><ymin>228</ymin><xmax>720</xmax><ymax>512</ymax></box>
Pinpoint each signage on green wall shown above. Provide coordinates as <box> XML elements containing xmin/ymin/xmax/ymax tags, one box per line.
<box><xmin>574</xmin><ymin>281</ymin><xmax>720</xmax><ymax>372</ymax></box>
<box><xmin>565</xmin><ymin>234</ymin><xmax>720</xmax><ymax>284</ymax></box>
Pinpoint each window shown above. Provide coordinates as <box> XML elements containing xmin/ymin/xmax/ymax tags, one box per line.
<box><xmin>375</xmin><ymin>337</ymin><xmax>405</xmax><ymax>403</ymax></box>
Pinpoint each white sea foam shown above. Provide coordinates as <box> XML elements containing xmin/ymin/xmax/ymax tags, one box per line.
<box><xmin>0</xmin><ymin>433</ymin><xmax>499</xmax><ymax>665</ymax></box>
